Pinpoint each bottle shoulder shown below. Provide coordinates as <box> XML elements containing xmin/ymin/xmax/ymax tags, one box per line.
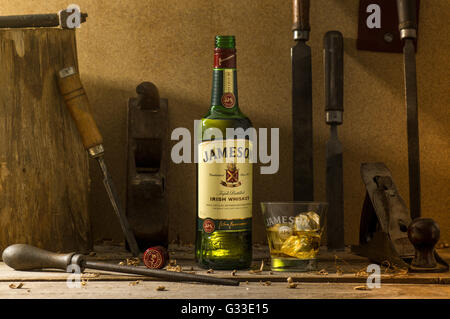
<box><xmin>203</xmin><ymin>108</ymin><xmax>251</xmax><ymax>124</ymax></box>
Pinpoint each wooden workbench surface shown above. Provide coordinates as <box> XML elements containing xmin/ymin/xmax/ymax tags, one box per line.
<box><xmin>0</xmin><ymin>244</ymin><xmax>448</xmax><ymax>299</ymax></box>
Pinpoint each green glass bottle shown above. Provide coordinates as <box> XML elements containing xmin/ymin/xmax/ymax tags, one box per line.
<box><xmin>195</xmin><ymin>35</ymin><xmax>253</xmax><ymax>269</ymax></box>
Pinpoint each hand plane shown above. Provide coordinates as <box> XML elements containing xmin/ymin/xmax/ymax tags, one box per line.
<box><xmin>352</xmin><ymin>163</ymin><xmax>415</xmax><ymax>267</ymax></box>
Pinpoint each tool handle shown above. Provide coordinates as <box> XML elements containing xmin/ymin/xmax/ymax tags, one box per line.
<box><xmin>292</xmin><ymin>0</ymin><xmax>310</xmax><ymax>31</ymax></box>
<box><xmin>324</xmin><ymin>31</ymin><xmax>344</xmax><ymax>114</ymax></box>
<box><xmin>397</xmin><ymin>0</ymin><xmax>417</xmax><ymax>32</ymax></box>
<box><xmin>2</xmin><ymin>244</ymin><xmax>77</xmax><ymax>271</ymax></box>
<box><xmin>57</xmin><ymin>67</ymin><xmax>103</xmax><ymax>151</ymax></box>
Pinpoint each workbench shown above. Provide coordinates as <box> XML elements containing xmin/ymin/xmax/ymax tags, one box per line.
<box><xmin>0</xmin><ymin>244</ymin><xmax>448</xmax><ymax>299</ymax></box>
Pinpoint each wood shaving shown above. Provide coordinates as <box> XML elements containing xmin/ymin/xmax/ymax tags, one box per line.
<box><xmin>169</xmin><ymin>259</ymin><xmax>177</xmax><ymax>266</ymax></box>
<box><xmin>207</xmin><ymin>269</ymin><xmax>214</xmax><ymax>274</ymax></box>
<box><xmin>381</xmin><ymin>260</ymin><xmax>409</xmax><ymax>276</ymax></box>
<box><xmin>354</xmin><ymin>285</ymin><xmax>372</xmax><ymax>291</ymax></box>
<box><xmin>82</xmin><ymin>273</ymin><xmax>100</xmax><ymax>279</ymax></box>
<box><xmin>129</xmin><ymin>280</ymin><xmax>142</xmax><ymax>286</ymax></box>
<box><xmin>355</xmin><ymin>268</ymin><xmax>369</xmax><ymax>277</ymax></box>
<box><xmin>259</xmin><ymin>260</ymin><xmax>265</xmax><ymax>271</ymax></box>
<box><xmin>9</xmin><ymin>283</ymin><xmax>24</xmax><ymax>289</ymax></box>
<box><xmin>126</xmin><ymin>258</ymin><xmax>140</xmax><ymax>266</ymax></box>
<box><xmin>166</xmin><ymin>265</ymin><xmax>182</xmax><ymax>272</ymax></box>
<box><xmin>287</xmin><ymin>277</ymin><xmax>294</xmax><ymax>284</ymax></box>
<box><xmin>317</xmin><ymin>269</ymin><xmax>328</xmax><ymax>276</ymax></box>
<box><xmin>288</xmin><ymin>282</ymin><xmax>298</xmax><ymax>289</ymax></box>
<box><xmin>334</xmin><ymin>255</ymin><xmax>361</xmax><ymax>274</ymax></box>
<box><xmin>260</xmin><ymin>281</ymin><xmax>271</xmax><ymax>286</ymax></box>
<box><xmin>88</xmin><ymin>252</ymin><xmax>96</xmax><ymax>257</ymax></box>
<box><xmin>156</xmin><ymin>285</ymin><xmax>166</xmax><ymax>291</ymax></box>
<box><xmin>231</xmin><ymin>270</ymin><xmax>237</xmax><ymax>276</ymax></box>
<box><xmin>269</xmin><ymin>271</ymin><xmax>273</xmax><ymax>275</ymax></box>
<box><xmin>249</xmin><ymin>269</ymin><xmax>262</xmax><ymax>274</ymax></box>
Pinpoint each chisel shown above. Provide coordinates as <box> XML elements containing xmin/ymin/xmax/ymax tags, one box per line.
<box><xmin>324</xmin><ymin>31</ymin><xmax>345</xmax><ymax>251</ymax></box>
<box><xmin>396</xmin><ymin>0</ymin><xmax>421</xmax><ymax>220</ymax></box>
<box><xmin>0</xmin><ymin>10</ymin><xmax>87</xmax><ymax>29</ymax></box>
<box><xmin>2</xmin><ymin>244</ymin><xmax>239</xmax><ymax>286</ymax></box>
<box><xmin>292</xmin><ymin>0</ymin><xmax>314</xmax><ymax>201</ymax></box>
<box><xmin>57</xmin><ymin>67</ymin><xmax>140</xmax><ymax>257</ymax></box>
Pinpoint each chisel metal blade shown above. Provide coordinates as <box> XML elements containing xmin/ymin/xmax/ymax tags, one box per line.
<box><xmin>292</xmin><ymin>40</ymin><xmax>314</xmax><ymax>201</ymax></box>
<box><xmin>97</xmin><ymin>157</ymin><xmax>140</xmax><ymax>256</ymax></box>
<box><xmin>324</xmin><ymin>31</ymin><xmax>345</xmax><ymax>251</ymax></box>
<box><xmin>396</xmin><ymin>0</ymin><xmax>421</xmax><ymax>219</ymax></box>
<box><xmin>326</xmin><ymin>127</ymin><xmax>344</xmax><ymax>250</ymax></box>
<box><xmin>403</xmin><ymin>39</ymin><xmax>421</xmax><ymax>220</ymax></box>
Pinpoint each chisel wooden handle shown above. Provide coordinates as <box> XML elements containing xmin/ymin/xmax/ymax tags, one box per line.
<box><xmin>57</xmin><ymin>67</ymin><xmax>103</xmax><ymax>151</ymax></box>
<box><xmin>324</xmin><ymin>31</ymin><xmax>344</xmax><ymax>116</ymax></box>
<box><xmin>397</xmin><ymin>0</ymin><xmax>417</xmax><ymax>36</ymax></box>
<box><xmin>292</xmin><ymin>0</ymin><xmax>310</xmax><ymax>31</ymax></box>
<box><xmin>2</xmin><ymin>244</ymin><xmax>81</xmax><ymax>271</ymax></box>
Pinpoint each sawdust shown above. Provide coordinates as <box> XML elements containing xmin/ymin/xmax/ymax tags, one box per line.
<box><xmin>381</xmin><ymin>260</ymin><xmax>409</xmax><ymax>276</ymax></box>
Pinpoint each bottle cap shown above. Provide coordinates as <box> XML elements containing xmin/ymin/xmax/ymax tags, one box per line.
<box><xmin>143</xmin><ymin>246</ymin><xmax>169</xmax><ymax>269</ymax></box>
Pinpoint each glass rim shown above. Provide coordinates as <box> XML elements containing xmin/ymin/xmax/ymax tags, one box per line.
<box><xmin>260</xmin><ymin>201</ymin><xmax>328</xmax><ymax>206</ymax></box>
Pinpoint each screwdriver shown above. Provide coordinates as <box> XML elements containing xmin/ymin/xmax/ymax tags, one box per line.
<box><xmin>57</xmin><ymin>66</ymin><xmax>140</xmax><ymax>256</ymax></box>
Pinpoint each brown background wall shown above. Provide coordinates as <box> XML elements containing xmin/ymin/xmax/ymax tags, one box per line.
<box><xmin>4</xmin><ymin>0</ymin><xmax>449</xmax><ymax>245</ymax></box>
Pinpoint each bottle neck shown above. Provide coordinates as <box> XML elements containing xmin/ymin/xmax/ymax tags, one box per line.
<box><xmin>210</xmin><ymin>48</ymin><xmax>239</xmax><ymax>114</ymax></box>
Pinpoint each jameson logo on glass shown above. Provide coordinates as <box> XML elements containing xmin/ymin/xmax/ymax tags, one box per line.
<box><xmin>195</xmin><ymin>35</ymin><xmax>253</xmax><ymax>270</ymax></box>
<box><xmin>261</xmin><ymin>202</ymin><xmax>328</xmax><ymax>272</ymax></box>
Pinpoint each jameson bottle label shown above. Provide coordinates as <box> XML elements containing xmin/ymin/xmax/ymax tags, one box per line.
<box><xmin>198</xmin><ymin>139</ymin><xmax>252</xmax><ymax>233</ymax></box>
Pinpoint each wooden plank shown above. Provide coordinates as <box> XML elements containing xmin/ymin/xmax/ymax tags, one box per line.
<box><xmin>0</xmin><ymin>28</ymin><xmax>91</xmax><ymax>254</ymax></box>
<box><xmin>1</xmin><ymin>281</ymin><xmax>449</xmax><ymax>299</ymax></box>
<box><xmin>0</xmin><ymin>245</ymin><xmax>448</xmax><ymax>284</ymax></box>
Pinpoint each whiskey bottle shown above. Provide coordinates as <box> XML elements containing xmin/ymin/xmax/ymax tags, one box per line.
<box><xmin>195</xmin><ymin>35</ymin><xmax>253</xmax><ymax>269</ymax></box>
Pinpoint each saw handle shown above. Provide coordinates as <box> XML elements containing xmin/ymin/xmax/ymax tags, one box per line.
<box><xmin>292</xmin><ymin>0</ymin><xmax>310</xmax><ymax>31</ymax></box>
<box><xmin>2</xmin><ymin>244</ymin><xmax>80</xmax><ymax>271</ymax></box>
<box><xmin>57</xmin><ymin>67</ymin><xmax>103</xmax><ymax>151</ymax></box>
<box><xmin>397</xmin><ymin>0</ymin><xmax>417</xmax><ymax>33</ymax></box>
<box><xmin>324</xmin><ymin>31</ymin><xmax>344</xmax><ymax>113</ymax></box>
